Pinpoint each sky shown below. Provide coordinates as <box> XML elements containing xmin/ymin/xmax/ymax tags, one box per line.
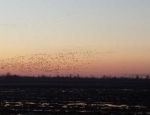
<box><xmin>0</xmin><ymin>0</ymin><xmax>150</xmax><ymax>77</ymax></box>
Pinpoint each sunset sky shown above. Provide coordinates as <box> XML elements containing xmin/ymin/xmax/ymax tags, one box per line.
<box><xmin>0</xmin><ymin>0</ymin><xmax>150</xmax><ymax>77</ymax></box>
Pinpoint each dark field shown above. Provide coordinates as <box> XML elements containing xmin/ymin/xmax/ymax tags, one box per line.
<box><xmin>0</xmin><ymin>76</ymin><xmax>150</xmax><ymax>115</ymax></box>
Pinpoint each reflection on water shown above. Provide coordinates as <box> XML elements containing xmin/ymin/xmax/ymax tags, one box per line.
<box><xmin>2</xmin><ymin>101</ymin><xmax>147</xmax><ymax>109</ymax></box>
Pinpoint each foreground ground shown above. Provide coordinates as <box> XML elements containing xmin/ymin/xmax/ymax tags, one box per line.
<box><xmin>0</xmin><ymin>76</ymin><xmax>150</xmax><ymax>115</ymax></box>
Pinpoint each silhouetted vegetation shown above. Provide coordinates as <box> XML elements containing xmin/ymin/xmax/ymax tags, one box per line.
<box><xmin>0</xmin><ymin>73</ymin><xmax>150</xmax><ymax>82</ymax></box>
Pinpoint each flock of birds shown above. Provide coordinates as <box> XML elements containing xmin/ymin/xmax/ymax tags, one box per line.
<box><xmin>0</xmin><ymin>48</ymin><xmax>115</xmax><ymax>76</ymax></box>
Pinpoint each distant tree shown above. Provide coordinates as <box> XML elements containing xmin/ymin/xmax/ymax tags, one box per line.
<box><xmin>113</xmin><ymin>76</ymin><xmax>117</xmax><ymax>79</ymax></box>
<box><xmin>69</xmin><ymin>74</ymin><xmax>72</xmax><ymax>78</ymax></box>
<box><xmin>41</xmin><ymin>74</ymin><xmax>46</xmax><ymax>78</ymax></box>
<box><xmin>102</xmin><ymin>75</ymin><xmax>106</xmax><ymax>79</ymax></box>
<box><xmin>6</xmin><ymin>72</ymin><xmax>11</xmax><ymax>77</ymax></box>
<box><xmin>136</xmin><ymin>75</ymin><xmax>139</xmax><ymax>79</ymax></box>
<box><xmin>77</xmin><ymin>74</ymin><xmax>80</xmax><ymax>78</ymax></box>
<box><xmin>56</xmin><ymin>74</ymin><xmax>60</xmax><ymax>78</ymax></box>
<box><xmin>146</xmin><ymin>75</ymin><xmax>149</xmax><ymax>80</ymax></box>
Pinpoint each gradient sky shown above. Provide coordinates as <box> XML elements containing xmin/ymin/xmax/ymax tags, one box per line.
<box><xmin>0</xmin><ymin>0</ymin><xmax>150</xmax><ymax>76</ymax></box>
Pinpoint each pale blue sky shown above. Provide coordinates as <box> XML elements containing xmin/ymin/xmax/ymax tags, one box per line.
<box><xmin>0</xmin><ymin>0</ymin><xmax>150</xmax><ymax>47</ymax></box>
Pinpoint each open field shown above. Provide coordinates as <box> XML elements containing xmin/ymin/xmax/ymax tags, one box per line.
<box><xmin>0</xmin><ymin>76</ymin><xmax>150</xmax><ymax>115</ymax></box>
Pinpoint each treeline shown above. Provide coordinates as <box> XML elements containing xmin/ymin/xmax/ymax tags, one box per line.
<box><xmin>0</xmin><ymin>73</ymin><xmax>150</xmax><ymax>89</ymax></box>
<box><xmin>0</xmin><ymin>73</ymin><xmax>149</xmax><ymax>82</ymax></box>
